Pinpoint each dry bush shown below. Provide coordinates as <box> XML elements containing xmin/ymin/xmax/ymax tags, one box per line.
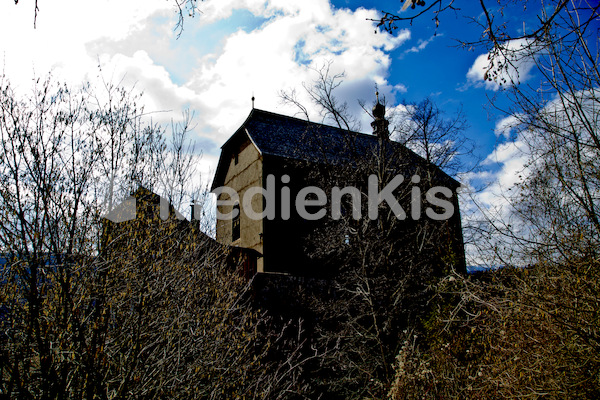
<box><xmin>388</xmin><ymin>259</ymin><xmax>600</xmax><ymax>399</ymax></box>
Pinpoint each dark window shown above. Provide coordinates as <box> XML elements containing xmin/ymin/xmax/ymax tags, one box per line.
<box><xmin>232</xmin><ymin>203</ymin><xmax>240</xmax><ymax>241</ymax></box>
<box><xmin>234</xmin><ymin>152</ymin><xmax>239</xmax><ymax>165</ymax></box>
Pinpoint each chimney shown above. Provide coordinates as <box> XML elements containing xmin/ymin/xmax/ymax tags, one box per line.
<box><xmin>371</xmin><ymin>93</ymin><xmax>389</xmax><ymax>141</ymax></box>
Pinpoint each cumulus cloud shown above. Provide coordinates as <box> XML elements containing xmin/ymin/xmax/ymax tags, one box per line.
<box><xmin>96</xmin><ymin>51</ymin><xmax>200</xmax><ymax>122</ymax></box>
<box><xmin>493</xmin><ymin>114</ymin><xmax>524</xmax><ymax>140</ymax></box>
<box><xmin>461</xmin><ymin>87</ymin><xmax>600</xmax><ymax>265</ymax></box>
<box><xmin>458</xmin><ymin>135</ymin><xmax>530</xmax><ymax>265</ymax></box>
<box><xmin>466</xmin><ymin>39</ymin><xmax>537</xmax><ymax>90</ymax></box>
<box><xmin>0</xmin><ymin>0</ymin><xmax>172</xmax><ymax>89</ymax></box>
<box><xmin>1</xmin><ymin>0</ymin><xmax>411</xmax><ymax>188</ymax></box>
<box><xmin>185</xmin><ymin>2</ymin><xmax>409</xmax><ymax>141</ymax></box>
<box><xmin>479</xmin><ymin>139</ymin><xmax>529</xmax><ymax>196</ymax></box>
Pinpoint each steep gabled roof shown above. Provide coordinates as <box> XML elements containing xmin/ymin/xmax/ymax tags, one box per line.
<box><xmin>211</xmin><ymin>109</ymin><xmax>459</xmax><ymax>191</ymax></box>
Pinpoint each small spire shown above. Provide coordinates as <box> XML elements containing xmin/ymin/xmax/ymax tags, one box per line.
<box><xmin>371</xmin><ymin>91</ymin><xmax>389</xmax><ymax>141</ymax></box>
<box><xmin>251</xmin><ymin>94</ymin><xmax>255</xmax><ymax>109</ymax></box>
<box><xmin>372</xmin><ymin>94</ymin><xmax>385</xmax><ymax>120</ymax></box>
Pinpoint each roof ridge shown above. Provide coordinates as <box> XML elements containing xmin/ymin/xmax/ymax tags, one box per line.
<box><xmin>251</xmin><ymin>108</ymin><xmax>375</xmax><ymax>138</ymax></box>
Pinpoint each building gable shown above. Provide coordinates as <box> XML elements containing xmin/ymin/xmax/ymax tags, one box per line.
<box><xmin>213</xmin><ymin>129</ymin><xmax>265</xmax><ymax>271</ymax></box>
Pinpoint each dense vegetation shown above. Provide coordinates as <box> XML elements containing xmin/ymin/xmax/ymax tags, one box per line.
<box><xmin>2</xmin><ymin>1</ymin><xmax>599</xmax><ymax>398</ymax></box>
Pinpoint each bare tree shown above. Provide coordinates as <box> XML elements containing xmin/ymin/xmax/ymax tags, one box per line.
<box><xmin>382</xmin><ymin>3</ymin><xmax>600</xmax><ymax>397</ymax></box>
<box><xmin>99</xmin><ymin>196</ymin><xmax>262</xmax><ymax>399</ymax></box>
<box><xmin>374</xmin><ymin>0</ymin><xmax>459</xmax><ymax>34</ymax></box>
<box><xmin>387</xmin><ymin>258</ymin><xmax>600</xmax><ymax>399</ymax></box>
<box><xmin>0</xmin><ymin>73</ymin><xmax>264</xmax><ymax>399</ymax></box>
<box><xmin>395</xmin><ymin>97</ymin><xmax>472</xmax><ymax>176</ymax></box>
<box><xmin>280</xmin><ymin>61</ymin><xmax>360</xmax><ymax>132</ymax></box>
<box><xmin>0</xmin><ymin>73</ymin><xmax>160</xmax><ymax>399</ymax></box>
<box><xmin>374</xmin><ymin>0</ymin><xmax>599</xmax><ymax>265</ymax></box>
<box><xmin>278</xmin><ymin>66</ymin><xmax>466</xmax><ymax>399</ymax></box>
<box><xmin>449</xmin><ymin>2</ymin><xmax>600</xmax><ymax>265</ymax></box>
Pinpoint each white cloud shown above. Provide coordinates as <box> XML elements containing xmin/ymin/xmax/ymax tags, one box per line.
<box><xmin>0</xmin><ymin>0</ymin><xmax>172</xmax><ymax>89</ymax></box>
<box><xmin>194</xmin><ymin>0</ymin><xmax>278</xmax><ymax>25</ymax></box>
<box><xmin>462</xmin><ymin>123</ymin><xmax>531</xmax><ymax>230</ymax></box>
<box><xmin>459</xmin><ymin>136</ymin><xmax>530</xmax><ymax>266</ymax></box>
<box><xmin>401</xmin><ymin>33</ymin><xmax>439</xmax><ymax>56</ymax></box>
<box><xmin>96</xmin><ymin>51</ymin><xmax>199</xmax><ymax>122</ymax></box>
<box><xmin>466</xmin><ymin>39</ymin><xmax>537</xmax><ymax>90</ymax></box>
<box><xmin>1</xmin><ymin>0</ymin><xmax>411</xmax><ymax>190</ymax></box>
<box><xmin>461</xmin><ymin>87</ymin><xmax>600</xmax><ymax>265</ymax></box>
<box><xmin>493</xmin><ymin>114</ymin><xmax>524</xmax><ymax>139</ymax></box>
<box><xmin>185</xmin><ymin>2</ymin><xmax>409</xmax><ymax>141</ymax></box>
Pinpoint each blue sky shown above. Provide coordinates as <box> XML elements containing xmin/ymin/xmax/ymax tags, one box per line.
<box><xmin>0</xmin><ymin>0</ymin><xmax>550</xmax><ymax>256</ymax></box>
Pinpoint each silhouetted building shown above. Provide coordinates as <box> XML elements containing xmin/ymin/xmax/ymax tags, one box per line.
<box><xmin>211</xmin><ymin>106</ymin><xmax>465</xmax><ymax>278</ymax></box>
<box><xmin>102</xmin><ymin>187</ymin><xmax>260</xmax><ymax>279</ymax></box>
